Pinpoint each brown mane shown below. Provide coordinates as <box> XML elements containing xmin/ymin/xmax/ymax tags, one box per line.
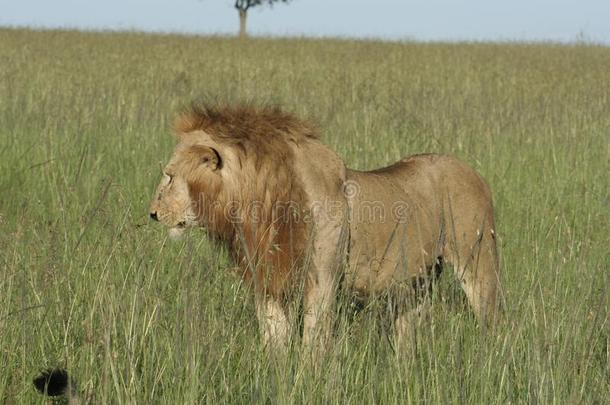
<box><xmin>174</xmin><ymin>104</ymin><xmax>319</xmax><ymax>144</ymax></box>
<box><xmin>174</xmin><ymin>104</ymin><xmax>316</xmax><ymax>300</ymax></box>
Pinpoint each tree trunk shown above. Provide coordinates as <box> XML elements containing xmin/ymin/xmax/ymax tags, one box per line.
<box><xmin>238</xmin><ymin>8</ymin><xmax>247</xmax><ymax>38</ymax></box>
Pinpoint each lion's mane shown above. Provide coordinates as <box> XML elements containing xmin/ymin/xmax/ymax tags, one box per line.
<box><xmin>174</xmin><ymin>104</ymin><xmax>318</xmax><ymax>298</ymax></box>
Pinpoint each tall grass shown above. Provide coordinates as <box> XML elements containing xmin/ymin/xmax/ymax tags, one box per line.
<box><xmin>0</xmin><ymin>28</ymin><xmax>608</xmax><ymax>403</ymax></box>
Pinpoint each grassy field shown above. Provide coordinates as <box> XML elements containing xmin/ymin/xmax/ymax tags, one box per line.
<box><xmin>0</xmin><ymin>28</ymin><xmax>608</xmax><ymax>403</ymax></box>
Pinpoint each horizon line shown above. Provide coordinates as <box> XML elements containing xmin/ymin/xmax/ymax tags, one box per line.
<box><xmin>1</xmin><ymin>24</ymin><xmax>608</xmax><ymax>48</ymax></box>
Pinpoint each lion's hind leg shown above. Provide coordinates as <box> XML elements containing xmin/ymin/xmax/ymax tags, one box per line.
<box><xmin>445</xmin><ymin>223</ymin><xmax>503</xmax><ymax>326</ymax></box>
<box><xmin>393</xmin><ymin>299</ymin><xmax>430</xmax><ymax>352</ymax></box>
<box><xmin>390</xmin><ymin>266</ymin><xmax>442</xmax><ymax>351</ymax></box>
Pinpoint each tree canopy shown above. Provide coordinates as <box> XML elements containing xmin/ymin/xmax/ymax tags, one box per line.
<box><xmin>234</xmin><ymin>0</ymin><xmax>291</xmax><ymax>12</ymax></box>
<box><xmin>233</xmin><ymin>0</ymin><xmax>293</xmax><ymax>37</ymax></box>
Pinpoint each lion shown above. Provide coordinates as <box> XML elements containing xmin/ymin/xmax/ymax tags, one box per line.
<box><xmin>149</xmin><ymin>104</ymin><xmax>503</xmax><ymax>349</ymax></box>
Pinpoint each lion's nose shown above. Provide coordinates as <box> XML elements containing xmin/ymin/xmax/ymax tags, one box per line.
<box><xmin>150</xmin><ymin>211</ymin><xmax>159</xmax><ymax>221</ymax></box>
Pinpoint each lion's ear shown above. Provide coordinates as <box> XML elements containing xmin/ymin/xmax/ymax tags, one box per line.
<box><xmin>189</xmin><ymin>145</ymin><xmax>222</xmax><ymax>170</ymax></box>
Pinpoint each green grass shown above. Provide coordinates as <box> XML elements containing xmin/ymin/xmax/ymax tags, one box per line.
<box><xmin>0</xmin><ymin>28</ymin><xmax>608</xmax><ymax>403</ymax></box>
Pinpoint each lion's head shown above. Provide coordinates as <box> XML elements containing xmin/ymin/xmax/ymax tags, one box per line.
<box><xmin>149</xmin><ymin>104</ymin><xmax>318</xmax><ymax>295</ymax></box>
<box><xmin>149</xmin><ymin>140</ymin><xmax>224</xmax><ymax>240</ymax></box>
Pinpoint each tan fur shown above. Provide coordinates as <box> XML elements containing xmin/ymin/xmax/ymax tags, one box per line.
<box><xmin>346</xmin><ymin>155</ymin><xmax>503</xmax><ymax>330</ymax></box>
<box><xmin>150</xmin><ymin>104</ymin><xmax>503</xmax><ymax>349</ymax></box>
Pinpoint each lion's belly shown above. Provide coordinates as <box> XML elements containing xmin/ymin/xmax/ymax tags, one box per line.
<box><xmin>344</xmin><ymin>168</ymin><xmax>441</xmax><ymax>297</ymax></box>
<box><xmin>346</xmin><ymin>216</ymin><xmax>438</xmax><ymax>295</ymax></box>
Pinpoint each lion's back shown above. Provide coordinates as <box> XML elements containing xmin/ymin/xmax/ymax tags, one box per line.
<box><xmin>386</xmin><ymin>153</ymin><xmax>493</xmax><ymax>203</ymax></box>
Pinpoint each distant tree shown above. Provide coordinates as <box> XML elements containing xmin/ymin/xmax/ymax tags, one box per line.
<box><xmin>233</xmin><ymin>0</ymin><xmax>292</xmax><ymax>38</ymax></box>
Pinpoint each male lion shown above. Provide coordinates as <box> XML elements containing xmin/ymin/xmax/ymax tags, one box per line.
<box><xmin>149</xmin><ymin>104</ymin><xmax>503</xmax><ymax>349</ymax></box>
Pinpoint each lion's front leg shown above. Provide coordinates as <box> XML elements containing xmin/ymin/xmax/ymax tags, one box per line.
<box><xmin>254</xmin><ymin>294</ymin><xmax>290</xmax><ymax>350</ymax></box>
<box><xmin>301</xmin><ymin>216</ymin><xmax>346</xmax><ymax>353</ymax></box>
<box><xmin>302</xmin><ymin>272</ymin><xmax>336</xmax><ymax>350</ymax></box>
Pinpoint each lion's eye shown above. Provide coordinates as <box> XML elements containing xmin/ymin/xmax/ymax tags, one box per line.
<box><xmin>163</xmin><ymin>173</ymin><xmax>174</xmax><ymax>185</ymax></box>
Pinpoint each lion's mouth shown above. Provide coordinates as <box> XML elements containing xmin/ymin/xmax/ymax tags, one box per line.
<box><xmin>169</xmin><ymin>223</ymin><xmax>187</xmax><ymax>240</ymax></box>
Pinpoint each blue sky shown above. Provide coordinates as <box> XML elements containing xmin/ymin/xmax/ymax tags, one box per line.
<box><xmin>1</xmin><ymin>0</ymin><xmax>609</xmax><ymax>43</ymax></box>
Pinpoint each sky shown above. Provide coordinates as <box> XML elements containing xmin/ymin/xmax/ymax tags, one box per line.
<box><xmin>1</xmin><ymin>0</ymin><xmax>609</xmax><ymax>44</ymax></box>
